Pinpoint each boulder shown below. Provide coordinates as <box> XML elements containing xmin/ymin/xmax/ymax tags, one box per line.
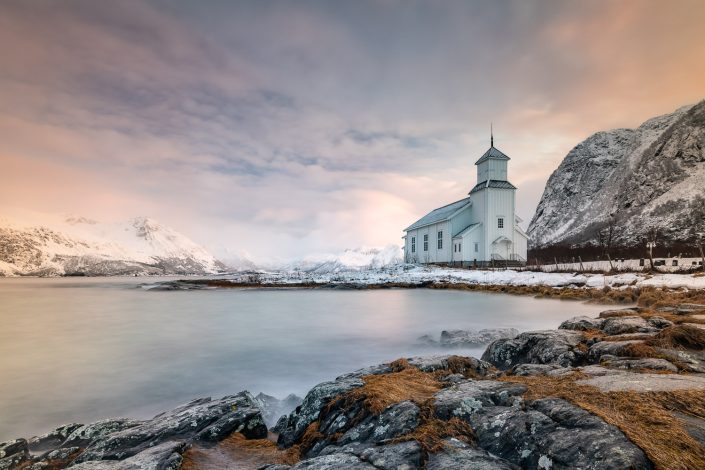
<box><xmin>558</xmin><ymin>316</ymin><xmax>605</xmax><ymax>331</ymax></box>
<box><xmin>587</xmin><ymin>340</ymin><xmax>642</xmax><ymax>362</ymax></box>
<box><xmin>0</xmin><ymin>439</ymin><xmax>28</xmax><ymax>470</ymax></box>
<box><xmin>335</xmin><ymin>401</ymin><xmax>420</xmax><ymax>447</ymax></box>
<box><xmin>68</xmin><ymin>441</ymin><xmax>186</xmax><ymax>470</ymax></box>
<box><xmin>439</xmin><ymin>328</ymin><xmax>519</xmax><ymax>347</ymax></box>
<box><xmin>317</xmin><ymin>441</ymin><xmax>423</xmax><ymax>470</ymax></box>
<box><xmin>63</xmin><ymin>419</ymin><xmax>142</xmax><ymax>448</ymax></box>
<box><xmin>647</xmin><ymin>316</ymin><xmax>674</xmax><ymax>329</ymax></box>
<box><xmin>601</xmin><ymin>317</ymin><xmax>658</xmax><ymax>335</ymax></box>
<box><xmin>426</xmin><ymin>438</ymin><xmax>518</xmax><ymax>469</ymax></box>
<box><xmin>481</xmin><ymin>330</ymin><xmax>586</xmax><ymax>370</ymax></box>
<box><xmin>277</xmin><ymin>377</ymin><xmax>364</xmax><ymax>448</ymax></box>
<box><xmin>435</xmin><ymin>380</ymin><xmax>650</xmax><ymax>469</ymax></box>
<box><xmin>75</xmin><ymin>392</ymin><xmax>266</xmax><ymax>462</ymax></box>
<box><xmin>27</xmin><ymin>423</ymin><xmax>83</xmax><ymax>453</ymax></box>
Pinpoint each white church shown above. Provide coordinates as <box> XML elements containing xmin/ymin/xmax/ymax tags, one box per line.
<box><xmin>403</xmin><ymin>135</ymin><xmax>528</xmax><ymax>267</ymax></box>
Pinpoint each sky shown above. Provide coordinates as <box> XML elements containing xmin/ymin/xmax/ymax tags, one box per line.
<box><xmin>1</xmin><ymin>0</ymin><xmax>704</xmax><ymax>261</ymax></box>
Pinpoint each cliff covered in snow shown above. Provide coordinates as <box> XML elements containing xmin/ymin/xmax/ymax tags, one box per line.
<box><xmin>528</xmin><ymin>101</ymin><xmax>705</xmax><ymax>249</ymax></box>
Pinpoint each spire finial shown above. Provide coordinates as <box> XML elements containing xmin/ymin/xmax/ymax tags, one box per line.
<box><xmin>490</xmin><ymin>122</ymin><xmax>494</xmax><ymax>147</ymax></box>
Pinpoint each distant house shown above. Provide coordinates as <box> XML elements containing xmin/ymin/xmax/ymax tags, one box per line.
<box><xmin>403</xmin><ymin>137</ymin><xmax>528</xmax><ymax>266</ymax></box>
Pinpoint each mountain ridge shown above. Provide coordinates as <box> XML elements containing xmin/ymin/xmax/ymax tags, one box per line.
<box><xmin>528</xmin><ymin>101</ymin><xmax>705</xmax><ymax>251</ymax></box>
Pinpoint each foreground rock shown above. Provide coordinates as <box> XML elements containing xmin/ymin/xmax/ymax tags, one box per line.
<box><xmin>481</xmin><ymin>329</ymin><xmax>585</xmax><ymax>369</ymax></box>
<box><xmin>5</xmin><ymin>392</ymin><xmax>267</xmax><ymax>469</ymax></box>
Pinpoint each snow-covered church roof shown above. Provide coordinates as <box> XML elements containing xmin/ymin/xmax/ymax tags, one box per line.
<box><xmin>404</xmin><ymin>197</ymin><xmax>472</xmax><ymax>231</ymax></box>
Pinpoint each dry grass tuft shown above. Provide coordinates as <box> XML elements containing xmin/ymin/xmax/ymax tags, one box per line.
<box><xmin>647</xmin><ymin>325</ymin><xmax>705</xmax><ymax>351</ymax></box>
<box><xmin>389</xmin><ymin>357</ymin><xmax>411</xmax><ymax>372</ymax></box>
<box><xmin>180</xmin><ymin>433</ymin><xmax>299</xmax><ymax>470</ymax></box>
<box><xmin>620</xmin><ymin>342</ymin><xmax>664</xmax><ymax>359</ymax></box>
<box><xmin>502</xmin><ymin>374</ymin><xmax>705</xmax><ymax>470</ymax></box>
<box><xmin>344</xmin><ymin>368</ymin><xmax>442</xmax><ymax>416</ymax></box>
<box><xmin>637</xmin><ymin>287</ymin><xmax>705</xmax><ymax>308</ymax></box>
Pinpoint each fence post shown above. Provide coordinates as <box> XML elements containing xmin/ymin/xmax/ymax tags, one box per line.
<box><xmin>578</xmin><ymin>256</ymin><xmax>584</xmax><ymax>273</ymax></box>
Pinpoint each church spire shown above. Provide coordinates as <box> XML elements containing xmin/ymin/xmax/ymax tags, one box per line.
<box><xmin>490</xmin><ymin>122</ymin><xmax>494</xmax><ymax>147</ymax></box>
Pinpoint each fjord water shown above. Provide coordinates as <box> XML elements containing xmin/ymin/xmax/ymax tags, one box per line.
<box><xmin>0</xmin><ymin>277</ymin><xmax>605</xmax><ymax>441</ymax></box>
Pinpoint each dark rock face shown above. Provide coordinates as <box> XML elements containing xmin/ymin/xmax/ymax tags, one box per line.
<box><xmin>69</xmin><ymin>441</ymin><xmax>187</xmax><ymax>470</ymax></box>
<box><xmin>76</xmin><ymin>392</ymin><xmax>266</xmax><ymax>462</ymax></box>
<box><xmin>276</xmin><ymin>377</ymin><xmax>365</xmax><ymax>448</ymax></box>
<box><xmin>559</xmin><ymin>316</ymin><xmax>606</xmax><ymax>331</ymax></box>
<box><xmin>426</xmin><ymin>439</ymin><xmax>519</xmax><ymax>469</ymax></box>
<box><xmin>0</xmin><ymin>439</ymin><xmax>29</xmax><ymax>470</ymax></box>
<box><xmin>435</xmin><ymin>380</ymin><xmax>651</xmax><ymax>469</ymax></box>
<box><xmin>482</xmin><ymin>330</ymin><xmax>586</xmax><ymax>370</ymax></box>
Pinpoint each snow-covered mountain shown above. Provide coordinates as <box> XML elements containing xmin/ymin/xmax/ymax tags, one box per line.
<box><xmin>0</xmin><ymin>210</ymin><xmax>228</xmax><ymax>276</ymax></box>
<box><xmin>528</xmin><ymin>100</ymin><xmax>705</xmax><ymax>249</ymax></box>
<box><xmin>266</xmin><ymin>245</ymin><xmax>403</xmax><ymax>274</ymax></box>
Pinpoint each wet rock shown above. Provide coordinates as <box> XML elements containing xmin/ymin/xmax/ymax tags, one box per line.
<box><xmin>286</xmin><ymin>452</ymin><xmax>376</xmax><ymax>469</ymax></box>
<box><xmin>0</xmin><ymin>439</ymin><xmax>29</xmax><ymax>470</ymax></box>
<box><xmin>426</xmin><ymin>438</ymin><xmax>518</xmax><ymax>469</ymax></box>
<box><xmin>69</xmin><ymin>441</ymin><xmax>187</xmax><ymax>470</ymax></box>
<box><xmin>439</xmin><ymin>328</ymin><xmax>519</xmax><ymax>347</ymax></box>
<box><xmin>63</xmin><ymin>419</ymin><xmax>142</xmax><ymax>448</ymax></box>
<box><xmin>559</xmin><ymin>316</ymin><xmax>605</xmax><ymax>331</ymax></box>
<box><xmin>277</xmin><ymin>377</ymin><xmax>364</xmax><ymax>448</ymax></box>
<box><xmin>76</xmin><ymin>392</ymin><xmax>266</xmax><ymax>462</ymax></box>
<box><xmin>358</xmin><ymin>441</ymin><xmax>422</xmax><ymax>469</ymax></box>
<box><xmin>271</xmin><ymin>415</ymin><xmax>289</xmax><ymax>434</ymax></box>
<box><xmin>27</xmin><ymin>424</ymin><xmax>83</xmax><ymax>453</ymax></box>
<box><xmin>336</xmin><ymin>401</ymin><xmax>420</xmax><ymax>446</ymax></box>
<box><xmin>416</xmin><ymin>334</ymin><xmax>438</xmax><ymax>346</ymax></box>
<box><xmin>435</xmin><ymin>379</ymin><xmax>650</xmax><ymax>469</ymax></box>
<box><xmin>601</xmin><ymin>316</ymin><xmax>658</xmax><ymax>335</ymax></box>
<box><xmin>481</xmin><ymin>330</ymin><xmax>585</xmax><ymax>370</ymax></box>
<box><xmin>587</xmin><ymin>340</ymin><xmax>642</xmax><ymax>362</ymax></box>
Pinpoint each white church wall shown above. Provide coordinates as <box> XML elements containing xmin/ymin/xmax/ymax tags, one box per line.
<box><xmin>485</xmin><ymin>188</ymin><xmax>515</xmax><ymax>261</ymax></box>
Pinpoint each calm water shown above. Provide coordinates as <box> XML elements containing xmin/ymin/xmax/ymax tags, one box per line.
<box><xmin>0</xmin><ymin>277</ymin><xmax>605</xmax><ymax>441</ymax></box>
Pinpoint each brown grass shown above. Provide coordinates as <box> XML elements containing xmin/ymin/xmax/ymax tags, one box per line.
<box><xmin>338</xmin><ymin>367</ymin><xmax>442</xmax><ymax>416</ymax></box>
<box><xmin>637</xmin><ymin>287</ymin><xmax>705</xmax><ymax>308</ymax></box>
<box><xmin>647</xmin><ymin>325</ymin><xmax>705</xmax><ymax>351</ymax></box>
<box><xmin>502</xmin><ymin>373</ymin><xmax>705</xmax><ymax>470</ymax></box>
<box><xmin>180</xmin><ymin>433</ymin><xmax>299</xmax><ymax>470</ymax></box>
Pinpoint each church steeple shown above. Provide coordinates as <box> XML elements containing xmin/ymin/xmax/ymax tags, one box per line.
<box><xmin>491</xmin><ymin>123</ymin><xmax>494</xmax><ymax>148</ymax></box>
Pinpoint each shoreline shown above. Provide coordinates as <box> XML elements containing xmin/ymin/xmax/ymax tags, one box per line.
<box><xmin>4</xmin><ymin>293</ymin><xmax>705</xmax><ymax>469</ymax></box>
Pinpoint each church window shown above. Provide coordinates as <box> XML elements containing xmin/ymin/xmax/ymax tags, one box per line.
<box><xmin>411</xmin><ymin>237</ymin><xmax>416</xmax><ymax>253</ymax></box>
<box><xmin>474</xmin><ymin>242</ymin><xmax>479</xmax><ymax>253</ymax></box>
<box><xmin>437</xmin><ymin>231</ymin><xmax>443</xmax><ymax>249</ymax></box>
<box><xmin>498</xmin><ymin>218</ymin><xmax>504</xmax><ymax>229</ymax></box>
<box><xmin>459</xmin><ymin>243</ymin><xmax>462</xmax><ymax>252</ymax></box>
<box><xmin>423</xmin><ymin>234</ymin><xmax>428</xmax><ymax>251</ymax></box>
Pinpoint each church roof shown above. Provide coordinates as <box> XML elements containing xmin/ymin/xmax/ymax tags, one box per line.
<box><xmin>468</xmin><ymin>179</ymin><xmax>517</xmax><ymax>194</ymax></box>
<box><xmin>475</xmin><ymin>146</ymin><xmax>510</xmax><ymax>165</ymax></box>
<box><xmin>404</xmin><ymin>197</ymin><xmax>472</xmax><ymax>231</ymax></box>
<box><xmin>453</xmin><ymin>222</ymin><xmax>481</xmax><ymax>238</ymax></box>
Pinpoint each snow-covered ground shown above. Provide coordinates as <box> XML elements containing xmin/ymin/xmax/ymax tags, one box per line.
<box><xmin>531</xmin><ymin>257</ymin><xmax>704</xmax><ymax>273</ymax></box>
<box><xmin>227</xmin><ymin>263</ymin><xmax>705</xmax><ymax>291</ymax></box>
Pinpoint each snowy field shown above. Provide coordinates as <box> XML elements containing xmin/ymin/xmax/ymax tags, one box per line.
<box><xmin>229</xmin><ymin>263</ymin><xmax>705</xmax><ymax>291</ymax></box>
<box><xmin>528</xmin><ymin>257</ymin><xmax>704</xmax><ymax>273</ymax></box>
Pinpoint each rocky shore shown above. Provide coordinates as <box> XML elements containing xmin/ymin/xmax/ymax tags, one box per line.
<box><xmin>3</xmin><ymin>301</ymin><xmax>705</xmax><ymax>469</ymax></box>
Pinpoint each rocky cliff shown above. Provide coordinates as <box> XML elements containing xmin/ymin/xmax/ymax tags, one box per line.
<box><xmin>528</xmin><ymin>101</ymin><xmax>705</xmax><ymax>250</ymax></box>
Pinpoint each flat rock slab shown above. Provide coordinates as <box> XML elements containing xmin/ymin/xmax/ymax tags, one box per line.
<box><xmin>579</xmin><ymin>372</ymin><xmax>705</xmax><ymax>392</ymax></box>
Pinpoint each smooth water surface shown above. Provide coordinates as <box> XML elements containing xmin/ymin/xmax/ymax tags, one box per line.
<box><xmin>0</xmin><ymin>277</ymin><xmax>606</xmax><ymax>440</ymax></box>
